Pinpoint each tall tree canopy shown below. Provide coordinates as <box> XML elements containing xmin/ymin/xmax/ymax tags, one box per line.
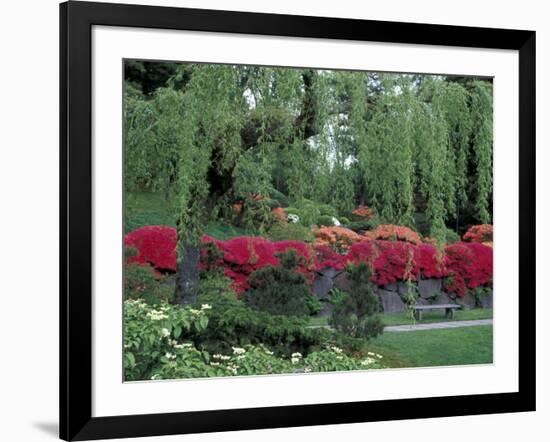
<box><xmin>124</xmin><ymin>62</ymin><xmax>493</xmax><ymax>303</ymax></box>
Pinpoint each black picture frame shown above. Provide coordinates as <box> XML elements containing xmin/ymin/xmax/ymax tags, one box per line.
<box><xmin>60</xmin><ymin>1</ymin><xmax>536</xmax><ymax>440</ymax></box>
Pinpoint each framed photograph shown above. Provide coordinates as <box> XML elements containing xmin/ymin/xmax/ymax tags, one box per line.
<box><xmin>60</xmin><ymin>1</ymin><xmax>536</xmax><ymax>440</ymax></box>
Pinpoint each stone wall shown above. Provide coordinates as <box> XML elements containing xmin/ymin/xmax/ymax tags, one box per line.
<box><xmin>312</xmin><ymin>267</ymin><xmax>493</xmax><ymax>314</ymax></box>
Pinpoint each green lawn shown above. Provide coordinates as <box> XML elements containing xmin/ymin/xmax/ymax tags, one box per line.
<box><xmin>125</xmin><ymin>192</ymin><xmax>259</xmax><ymax>239</ymax></box>
<box><xmin>366</xmin><ymin>325</ymin><xmax>493</xmax><ymax>368</ymax></box>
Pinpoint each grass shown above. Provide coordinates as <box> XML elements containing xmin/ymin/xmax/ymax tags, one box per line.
<box><xmin>125</xmin><ymin>192</ymin><xmax>259</xmax><ymax>239</ymax></box>
<box><xmin>366</xmin><ymin>325</ymin><xmax>493</xmax><ymax>367</ymax></box>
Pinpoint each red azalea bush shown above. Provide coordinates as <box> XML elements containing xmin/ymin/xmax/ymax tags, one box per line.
<box><xmin>202</xmin><ymin>236</ymin><xmax>313</xmax><ymax>294</ymax></box>
<box><xmin>444</xmin><ymin>242</ymin><xmax>493</xmax><ymax>296</ymax></box>
<box><xmin>124</xmin><ymin>225</ymin><xmax>177</xmax><ymax>272</ymax></box>
<box><xmin>463</xmin><ymin>224</ymin><xmax>493</xmax><ymax>243</ymax></box>
<box><xmin>124</xmin><ymin>225</ymin><xmax>492</xmax><ymax>298</ymax></box>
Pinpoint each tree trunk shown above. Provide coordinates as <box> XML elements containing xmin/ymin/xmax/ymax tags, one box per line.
<box><xmin>175</xmin><ymin>242</ymin><xmax>200</xmax><ymax>305</ymax></box>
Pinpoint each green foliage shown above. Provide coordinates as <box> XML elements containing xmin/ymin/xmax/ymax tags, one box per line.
<box><xmin>266</xmin><ymin>222</ymin><xmax>315</xmax><ymax>242</ymax></box>
<box><xmin>470</xmin><ymin>286</ymin><xmax>492</xmax><ymax>307</ymax></box>
<box><xmin>330</xmin><ymin>263</ymin><xmax>384</xmax><ymax>340</ymax></box>
<box><xmin>124</xmin><ymin>299</ymin><xmax>211</xmax><ymax>380</ymax></box>
<box><xmin>339</xmin><ymin>216</ymin><xmax>350</xmax><ymax>225</ymax></box>
<box><xmin>306</xmin><ymin>296</ymin><xmax>324</xmax><ymax>316</ymax></box>
<box><xmin>192</xmin><ymin>291</ymin><xmax>329</xmax><ymax>357</ymax></box>
<box><xmin>124</xmin><ymin>263</ymin><xmax>174</xmax><ymax>305</ymax></box>
<box><xmin>245</xmin><ymin>250</ymin><xmax>311</xmax><ymax>316</ymax></box>
<box><xmin>125</xmin><ymin>65</ymin><xmax>493</xmax><ymax>239</ymax></box>
<box><xmin>269</xmin><ymin>189</ymin><xmax>289</xmax><ymax>207</ymax></box>
<box><xmin>318</xmin><ymin>215</ymin><xmax>335</xmax><ymax>226</ymax></box>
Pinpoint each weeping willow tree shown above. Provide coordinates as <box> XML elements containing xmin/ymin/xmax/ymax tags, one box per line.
<box><xmin>124</xmin><ymin>62</ymin><xmax>493</xmax><ymax>303</ymax></box>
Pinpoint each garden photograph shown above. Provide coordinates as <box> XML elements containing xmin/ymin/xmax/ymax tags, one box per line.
<box><xmin>123</xmin><ymin>60</ymin><xmax>494</xmax><ymax>382</ymax></box>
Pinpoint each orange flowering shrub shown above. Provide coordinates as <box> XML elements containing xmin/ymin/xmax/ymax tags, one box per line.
<box><xmin>463</xmin><ymin>224</ymin><xmax>493</xmax><ymax>243</ymax></box>
<box><xmin>313</xmin><ymin>226</ymin><xmax>365</xmax><ymax>252</ymax></box>
<box><xmin>352</xmin><ymin>205</ymin><xmax>374</xmax><ymax>219</ymax></box>
<box><xmin>271</xmin><ymin>207</ymin><xmax>287</xmax><ymax>223</ymax></box>
<box><xmin>369</xmin><ymin>224</ymin><xmax>422</xmax><ymax>245</ymax></box>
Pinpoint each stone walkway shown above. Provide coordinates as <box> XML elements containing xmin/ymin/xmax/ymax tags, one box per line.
<box><xmin>384</xmin><ymin>318</ymin><xmax>493</xmax><ymax>332</ymax></box>
<box><xmin>306</xmin><ymin>318</ymin><xmax>493</xmax><ymax>332</ymax></box>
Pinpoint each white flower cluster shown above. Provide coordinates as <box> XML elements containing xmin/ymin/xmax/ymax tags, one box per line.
<box><xmin>164</xmin><ymin>352</ymin><xmax>176</xmax><ymax>360</ymax></box>
<box><xmin>291</xmin><ymin>352</ymin><xmax>302</xmax><ymax>364</ymax></box>
<box><xmin>232</xmin><ymin>347</ymin><xmax>246</xmax><ymax>355</ymax></box>
<box><xmin>146</xmin><ymin>309</ymin><xmax>168</xmax><ymax>321</ymax></box>
<box><xmin>287</xmin><ymin>213</ymin><xmax>300</xmax><ymax>224</ymax></box>
<box><xmin>201</xmin><ymin>304</ymin><xmax>212</xmax><ymax>310</ymax></box>
<box><xmin>213</xmin><ymin>354</ymin><xmax>231</xmax><ymax>361</ymax></box>
<box><xmin>330</xmin><ymin>346</ymin><xmax>343</xmax><ymax>354</ymax></box>
<box><xmin>160</xmin><ymin>328</ymin><xmax>170</xmax><ymax>337</ymax></box>
<box><xmin>173</xmin><ymin>342</ymin><xmax>193</xmax><ymax>350</ymax></box>
<box><xmin>332</xmin><ymin>217</ymin><xmax>341</xmax><ymax>226</ymax></box>
<box><xmin>367</xmin><ymin>351</ymin><xmax>383</xmax><ymax>359</ymax></box>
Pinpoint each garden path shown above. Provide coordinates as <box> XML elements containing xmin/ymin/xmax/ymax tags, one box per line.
<box><xmin>383</xmin><ymin>318</ymin><xmax>493</xmax><ymax>332</ymax></box>
<box><xmin>306</xmin><ymin>318</ymin><xmax>493</xmax><ymax>332</ymax></box>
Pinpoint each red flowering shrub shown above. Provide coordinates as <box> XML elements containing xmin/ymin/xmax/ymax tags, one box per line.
<box><xmin>313</xmin><ymin>244</ymin><xmax>347</xmax><ymax>271</ymax></box>
<box><xmin>444</xmin><ymin>242</ymin><xmax>493</xmax><ymax>296</ymax></box>
<box><xmin>463</xmin><ymin>224</ymin><xmax>493</xmax><ymax>243</ymax></box>
<box><xmin>124</xmin><ymin>226</ymin><xmax>177</xmax><ymax>272</ymax></box>
<box><xmin>371</xmin><ymin>241</ymin><xmax>418</xmax><ymax>286</ymax></box>
<box><xmin>369</xmin><ymin>224</ymin><xmax>422</xmax><ymax>245</ymax></box>
<box><xmin>351</xmin><ymin>205</ymin><xmax>374</xmax><ymax>219</ymax></box>
<box><xmin>124</xmin><ymin>224</ymin><xmax>492</xmax><ymax>298</ymax></box>
<box><xmin>414</xmin><ymin>243</ymin><xmax>447</xmax><ymax>279</ymax></box>
<box><xmin>202</xmin><ymin>236</ymin><xmax>313</xmax><ymax>294</ymax></box>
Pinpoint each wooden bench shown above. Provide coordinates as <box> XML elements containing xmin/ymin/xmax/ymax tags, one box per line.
<box><xmin>412</xmin><ymin>304</ymin><xmax>462</xmax><ymax>321</ymax></box>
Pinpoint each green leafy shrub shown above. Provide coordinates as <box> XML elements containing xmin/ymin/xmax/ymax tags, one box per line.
<box><xmin>124</xmin><ymin>299</ymin><xmax>212</xmax><ymax>380</ymax></box>
<box><xmin>124</xmin><ymin>263</ymin><xmax>174</xmax><ymax>305</ymax></box>
<box><xmin>266</xmin><ymin>222</ymin><xmax>315</xmax><ymax>242</ymax></box>
<box><xmin>470</xmin><ymin>286</ymin><xmax>492</xmax><ymax>307</ymax></box>
<box><xmin>245</xmin><ymin>249</ymin><xmax>311</xmax><ymax>316</ymax></box>
<box><xmin>330</xmin><ymin>263</ymin><xmax>384</xmax><ymax>340</ymax></box>
<box><xmin>339</xmin><ymin>216</ymin><xmax>350</xmax><ymax>225</ymax></box>
<box><xmin>270</xmin><ymin>189</ymin><xmax>289</xmax><ymax>207</ymax></box>
<box><xmin>318</xmin><ymin>204</ymin><xmax>338</xmax><ymax>217</ymax></box>
<box><xmin>192</xmin><ymin>291</ymin><xmax>328</xmax><ymax>357</ymax></box>
<box><xmin>306</xmin><ymin>296</ymin><xmax>324</xmax><ymax>316</ymax></box>
<box><xmin>318</xmin><ymin>215</ymin><xmax>335</xmax><ymax>227</ymax></box>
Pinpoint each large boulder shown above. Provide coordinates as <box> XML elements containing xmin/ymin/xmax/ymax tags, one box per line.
<box><xmin>418</xmin><ymin>278</ymin><xmax>442</xmax><ymax>299</ymax></box>
<box><xmin>333</xmin><ymin>272</ymin><xmax>351</xmax><ymax>292</ymax></box>
<box><xmin>455</xmin><ymin>293</ymin><xmax>477</xmax><ymax>309</ymax></box>
<box><xmin>480</xmin><ymin>291</ymin><xmax>493</xmax><ymax>309</ymax></box>
<box><xmin>432</xmin><ymin>292</ymin><xmax>454</xmax><ymax>305</ymax></box>
<box><xmin>378</xmin><ymin>289</ymin><xmax>406</xmax><ymax>313</ymax></box>
<box><xmin>317</xmin><ymin>301</ymin><xmax>334</xmax><ymax>317</ymax></box>
<box><xmin>313</xmin><ymin>272</ymin><xmax>335</xmax><ymax>300</ymax></box>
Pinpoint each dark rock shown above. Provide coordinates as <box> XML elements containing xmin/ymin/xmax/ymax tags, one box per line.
<box><xmin>432</xmin><ymin>293</ymin><xmax>453</xmax><ymax>305</ymax></box>
<box><xmin>317</xmin><ymin>301</ymin><xmax>334</xmax><ymax>317</ymax></box>
<box><xmin>316</xmin><ymin>267</ymin><xmax>342</xmax><ymax>279</ymax></box>
<box><xmin>416</xmin><ymin>297</ymin><xmax>430</xmax><ymax>305</ymax></box>
<box><xmin>333</xmin><ymin>272</ymin><xmax>351</xmax><ymax>292</ymax></box>
<box><xmin>397</xmin><ymin>281</ymin><xmax>413</xmax><ymax>297</ymax></box>
<box><xmin>480</xmin><ymin>292</ymin><xmax>493</xmax><ymax>309</ymax></box>
<box><xmin>378</xmin><ymin>289</ymin><xmax>406</xmax><ymax>313</ymax></box>
<box><xmin>312</xmin><ymin>273</ymin><xmax>334</xmax><ymax>300</ymax></box>
<box><xmin>418</xmin><ymin>278</ymin><xmax>442</xmax><ymax>299</ymax></box>
<box><xmin>455</xmin><ymin>293</ymin><xmax>477</xmax><ymax>309</ymax></box>
<box><xmin>384</xmin><ymin>282</ymin><xmax>397</xmax><ymax>292</ymax></box>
